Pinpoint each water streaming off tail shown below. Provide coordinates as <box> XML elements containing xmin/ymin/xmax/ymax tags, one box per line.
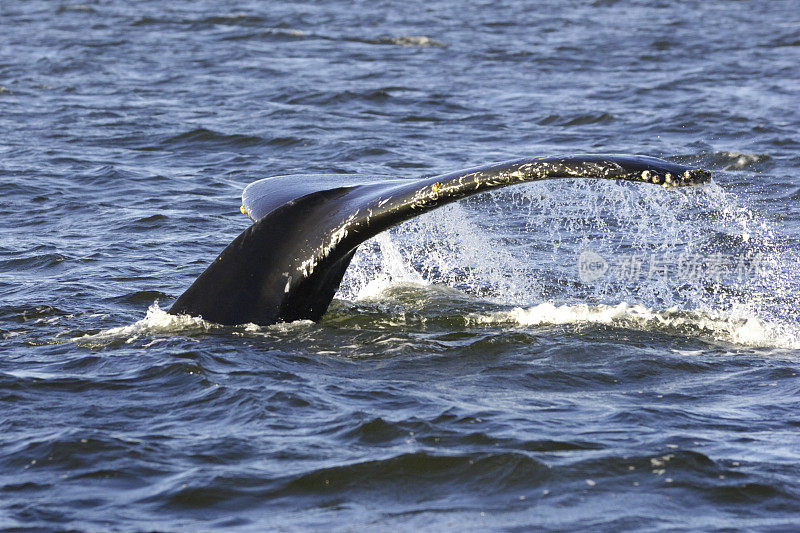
<box><xmin>337</xmin><ymin>178</ymin><xmax>800</xmax><ymax>346</ymax></box>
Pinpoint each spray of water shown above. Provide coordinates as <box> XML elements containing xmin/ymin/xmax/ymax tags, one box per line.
<box><xmin>337</xmin><ymin>177</ymin><xmax>800</xmax><ymax>347</ymax></box>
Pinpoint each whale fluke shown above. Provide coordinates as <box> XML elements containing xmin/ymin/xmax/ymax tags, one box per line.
<box><xmin>169</xmin><ymin>155</ymin><xmax>710</xmax><ymax>326</ymax></box>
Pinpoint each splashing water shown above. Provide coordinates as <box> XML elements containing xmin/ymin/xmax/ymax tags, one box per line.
<box><xmin>337</xmin><ymin>177</ymin><xmax>800</xmax><ymax>347</ymax></box>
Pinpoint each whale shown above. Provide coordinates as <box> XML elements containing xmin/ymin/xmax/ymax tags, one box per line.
<box><xmin>169</xmin><ymin>155</ymin><xmax>710</xmax><ymax>326</ymax></box>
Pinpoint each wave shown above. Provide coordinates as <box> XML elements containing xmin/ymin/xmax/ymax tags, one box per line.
<box><xmin>536</xmin><ymin>112</ymin><xmax>615</xmax><ymax>127</ymax></box>
<box><xmin>220</xmin><ymin>29</ymin><xmax>445</xmax><ymax>48</ymax></box>
<box><xmin>132</xmin><ymin>14</ymin><xmax>269</xmax><ymax>27</ymax></box>
<box><xmin>276</xmin><ymin>451</ymin><xmax>547</xmax><ymax>497</ymax></box>
<box><xmin>364</xmin><ymin>36</ymin><xmax>446</xmax><ymax>48</ymax></box>
<box><xmin>56</xmin><ymin>5</ymin><xmax>96</xmax><ymax>14</ymax></box>
<box><xmin>159</xmin><ymin>128</ymin><xmax>268</xmax><ymax>150</ymax></box>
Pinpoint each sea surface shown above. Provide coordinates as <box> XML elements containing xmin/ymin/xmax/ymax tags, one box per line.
<box><xmin>2</xmin><ymin>1</ymin><xmax>800</xmax><ymax>531</ymax></box>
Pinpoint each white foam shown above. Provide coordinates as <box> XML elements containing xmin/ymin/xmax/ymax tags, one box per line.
<box><xmin>71</xmin><ymin>302</ymin><xmax>318</xmax><ymax>347</ymax></box>
<box><xmin>73</xmin><ymin>302</ymin><xmax>215</xmax><ymax>346</ymax></box>
<box><xmin>465</xmin><ymin>301</ymin><xmax>800</xmax><ymax>349</ymax></box>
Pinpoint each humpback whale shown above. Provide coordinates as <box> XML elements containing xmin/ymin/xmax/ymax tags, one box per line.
<box><xmin>169</xmin><ymin>155</ymin><xmax>710</xmax><ymax>326</ymax></box>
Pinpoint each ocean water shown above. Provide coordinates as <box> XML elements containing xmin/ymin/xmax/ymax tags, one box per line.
<box><xmin>2</xmin><ymin>0</ymin><xmax>800</xmax><ymax>530</ymax></box>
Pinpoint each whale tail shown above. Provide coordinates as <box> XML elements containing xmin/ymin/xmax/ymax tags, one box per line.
<box><xmin>169</xmin><ymin>155</ymin><xmax>710</xmax><ymax>326</ymax></box>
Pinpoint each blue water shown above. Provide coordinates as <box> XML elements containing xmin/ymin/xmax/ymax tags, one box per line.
<box><xmin>2</xmin><ymin>1</ymin><xmax>800</xmax><ymax>530</ymax></box>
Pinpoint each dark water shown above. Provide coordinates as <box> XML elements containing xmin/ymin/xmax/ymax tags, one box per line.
<box><xmin>2</xmin><ymin>0</ymin><xmax>800</xmax><ymax>530</ymax></box>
